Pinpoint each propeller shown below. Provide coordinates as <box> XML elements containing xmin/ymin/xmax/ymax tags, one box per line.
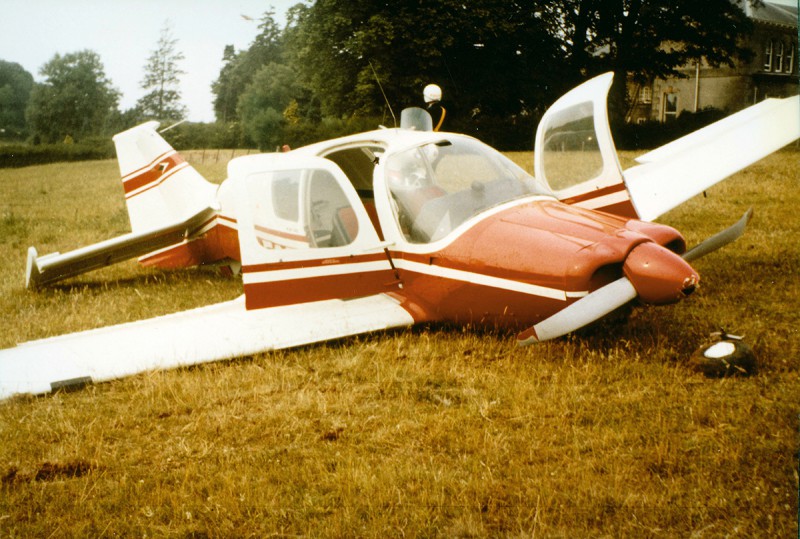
<box><xmin>517</xmin><ymin>209</ymin><xmax>753</xmax><ymax>345</ymax></box>
<box><xmin>517</xmin><ymin>277</ymin><xmax>636</xmax><ymax>345</ymax></box>
<box><xmin>681</xmin><ymin>207</ymin><xmax>752</xmax><ymax>262</ymax></box>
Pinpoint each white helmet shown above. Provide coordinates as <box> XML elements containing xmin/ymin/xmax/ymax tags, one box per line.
<box><xmin>423</xmin><ymin>84</ymin><xmax>442</xmax><ymax>103</ymax></box>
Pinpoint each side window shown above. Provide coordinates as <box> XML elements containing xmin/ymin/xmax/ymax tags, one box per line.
<box><xmin>540</xmin><ymin>101</ymin><xmax>603</xmax><ymax>191</ymax></box>
<box><xmin>306</xmin><ymin>169</ymin><xmax>359</xmax><ymax>248</ymax></box>
<box><xmin>272</xmin><ymin>175</ymin><xmax>300</xmax><ymax>221</ymax></box>
<box><xmin>246</xmin><ymin>170</ymin><xmax>308</xmax><ymax>249</ymax></box>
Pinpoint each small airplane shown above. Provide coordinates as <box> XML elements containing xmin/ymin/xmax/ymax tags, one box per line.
<box><xmin>2</xmin><ymin>73</ymin><xmax>798</xmax><ymax>400</ymax></box>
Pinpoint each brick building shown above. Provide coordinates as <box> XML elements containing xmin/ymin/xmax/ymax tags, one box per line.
<box><xmin>627</xmin><ymin>1</ymin><xmax>798</xmax><ymax>124</ymax></box>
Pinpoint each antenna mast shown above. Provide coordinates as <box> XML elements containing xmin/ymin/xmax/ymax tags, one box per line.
<box><xmin>369</xmin><ymin>62</ymin><xmax>397</xmax><ymax>128</ymax></box>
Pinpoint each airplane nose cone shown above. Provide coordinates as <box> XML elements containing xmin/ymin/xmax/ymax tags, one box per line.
<box><xmin>623</xmin><ymin>242</ymin><xmax>700</xmax><ymax>304</ymax></box>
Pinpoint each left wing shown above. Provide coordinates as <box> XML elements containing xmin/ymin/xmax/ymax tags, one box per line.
<box><xmin>0</xmin><ymin>293</ymin><xmax>414</xmax><ymax>400</ymax></box>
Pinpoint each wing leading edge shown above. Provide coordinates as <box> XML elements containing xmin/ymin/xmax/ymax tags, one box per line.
<box><xmin>0</xmin><ymin>293</ymin><xmax>414</xmax><ymax>401</ymax></box>
<box><xmin>624</xmin><ymin>95</ymin><xmax>800</xmax><ymax>222</ymax></box>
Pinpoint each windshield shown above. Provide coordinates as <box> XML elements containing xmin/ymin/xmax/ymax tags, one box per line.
<box><xmin>385</xmin><ymin>137</ymin><xmax>552</xmax><ymax>243</ymax></box>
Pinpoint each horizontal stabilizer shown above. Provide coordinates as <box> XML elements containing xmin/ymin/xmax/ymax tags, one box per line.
<box><xmin>26</xmin><ymin>206</ymin><xmax>218</xmax><ymax>289</ymax></box>
<box><xmin>0</xmin><ymin>293</ymin><xmax>414</xmax><ymax>401</ymax></box>
<box><xmin>625</xmin><ymin>95</ymin><xmax>800</xmax><ymax>221</ymax></box>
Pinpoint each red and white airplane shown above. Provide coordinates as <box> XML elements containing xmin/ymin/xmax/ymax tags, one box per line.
<box><xmin>2</xmin><ymin>73</ymin><xmax>798</xmax><ymax>399</ymax></box>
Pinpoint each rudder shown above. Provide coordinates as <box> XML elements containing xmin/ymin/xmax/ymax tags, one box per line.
<box><xmin>113</xmin><ymin>122</ymin><xmax>218</xmax><ymax>234</ymax></box>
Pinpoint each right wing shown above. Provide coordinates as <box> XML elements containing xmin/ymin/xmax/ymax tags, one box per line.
<box><xmin>624</xmin><ymin>95</ymin><xmax>800</xmax><ymax>222</ymax></box>
<box><xmin>0</xmin><ymin>293</ymin><xmax>414</xmax><ymax>401</ymax></box>
<box><xmin>25</xmin><ymin>206</ymin><xmax>218</xmax><ymax>289</ymax></box>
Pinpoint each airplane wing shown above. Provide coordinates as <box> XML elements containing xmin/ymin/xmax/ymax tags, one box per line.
<box><xmin>0</xmin><ymin>293</ymin><xmax>414</xmax><ymax>400</ymax></box>
<box><xmin>624</xmin><ymin>95</ymin><xmax>800</xmax><ymax>221</ymax></box>
<box><xmin>26</xmin><ymin>206</ymin><xmax>218</xmax><ymax>289</ymax></box>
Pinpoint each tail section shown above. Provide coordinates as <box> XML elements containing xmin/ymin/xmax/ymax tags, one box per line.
<box><xmin>113</xmin><ymin>122</ymin><xmax>218</xmax><ymax>233</ymax></box>
<box><xmin>25</xmin><ymin>123</ymin><xmax>222</xmax><ymax>288</ymax></box>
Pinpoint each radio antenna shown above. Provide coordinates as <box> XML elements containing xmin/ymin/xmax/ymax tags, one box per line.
<box><xmin>159</xmin><ymin>119</ymin><xmax>187</xmax><ymax>134</ymax></box>
<box><xmin>369</xmin><ymin>61</ymin><xmax>397</xmax><ymax>127</ymax></box>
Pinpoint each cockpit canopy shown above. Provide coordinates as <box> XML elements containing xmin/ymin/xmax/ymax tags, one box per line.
<box><xmin>385</xmin><ymin>137</ymin><xmax>552</xmax><ymax>243</ymax></box>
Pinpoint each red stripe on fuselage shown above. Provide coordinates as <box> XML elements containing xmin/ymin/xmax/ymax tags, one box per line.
<box><xmin>559</xmin><ymin>183</ymin><xmax>638</xmax><ymax>218</ymax></box>
<box><xmin>242</xmin><ymin>252</ymin><xmax>396</xmax><ymax>310</ymax></box>
<box><xmin>123</xmin><ymin>152</ymin><xmax>186</xmax><ymax>196</ymax></box>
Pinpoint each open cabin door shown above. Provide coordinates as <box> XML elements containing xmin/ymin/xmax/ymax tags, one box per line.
<box><xmin>231</xmin><ymin>154</ymin><xmax>399</xmax><ymax>310</ymax></box>
<box><xmin>534</xmin><ymin>73</ymin><xmax>638</xmax><ymax>218</ymax></box>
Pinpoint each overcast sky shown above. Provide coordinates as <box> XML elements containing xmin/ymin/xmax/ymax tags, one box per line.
<box><xmin>0</xmin><ymin>0</ymin><xmax>303</xmax><ymax>122</ymax></box>
<box><xmin>1</xmin><ymin>0</ymin><xmax>796</xmax><ymax>123</ymax></box>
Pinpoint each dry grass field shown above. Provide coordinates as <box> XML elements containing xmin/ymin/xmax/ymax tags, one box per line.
<box><xmin>0</xmin><ymin>147</ymin><xmax>798</xmax><ymax>537</ymax></box>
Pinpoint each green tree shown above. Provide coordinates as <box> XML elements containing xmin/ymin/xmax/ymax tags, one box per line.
<box><xmin>137</xmin><ymin>23</ymin><xmax>187</xmax><ymax>122</ymax></box>
<box><xmin>544</xmin><ymin>0</ymin><xmax>755</xmax><ymax>122</ymax></box>
<box><xmin>211</xmin><ymin>45</ymin><xmax>240</xmax><ymax>124</ymax></box>
<box><xmin>211</xmin><ymin>1</ymin><xmax>759</xmax><ymax>149</ymax></box>
<box><xmin>25</xmin><ymin>50</ymin><xmax>119</xmax><ymax>143</ymax></box>
<box><xmin>288</xmin><ymin>1</ymin><xmax>561</xmax><ymax>127</ymax></box>
<box><xmin>237</xmin><ymin>62</ymin><xmax>302</xmax><ymax>149</ymax></box>
<box><xmin>211</xmin><ymin>11</ymin><xmax>285</xmax><ymax>124</ymax></box>
<box><xmin>0</xmin><ymin>60</ymin><xmax>34</xmax><ymax>138</ymax></box>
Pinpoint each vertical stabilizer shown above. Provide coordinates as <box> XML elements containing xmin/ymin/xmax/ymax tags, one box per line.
<box><xmin>112</xmin><ymin>122</ymin><xmax>218</xmax><ymax>233</ymax></box>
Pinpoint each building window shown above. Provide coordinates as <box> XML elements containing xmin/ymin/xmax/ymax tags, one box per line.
<box><xmin>763</xmin><ymin>40</ymin><xmax>773</xmax><ymax>71</ymax></box>
<box><xmin>775</xmin><ymin>41</ymin><xmax>784</xmax><ymax>72</ymax></box>
<box><xmin>639</xmin><ymin>86</ymin><xmax>652</xmax><ymax>104</ymax></box>
<box><xmin>786</xmin><ymin>43</ymin><xmax>796</xmax><ymax>74</ymax></box>
<box><xmin>663</xmin><ymin>93</ymin><xmax>678</xmax><ymax>122</ymax></box>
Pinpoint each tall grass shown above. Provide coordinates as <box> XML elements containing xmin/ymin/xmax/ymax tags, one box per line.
<box><xmin>0</xmin><ymin>149</ymin><xmax>798</xmax><ymax>537</ymax></box>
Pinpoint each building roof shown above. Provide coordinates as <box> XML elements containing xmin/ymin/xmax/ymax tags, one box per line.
<box><xmin>739</xmin><ymin>1</ymin><xmax>798</xmax><ymax>29</ymax></box>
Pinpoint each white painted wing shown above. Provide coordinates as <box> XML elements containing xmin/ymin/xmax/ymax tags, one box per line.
<box><xmin>624</xmin><ymin>95</ymin><xmax>800</xmax><ymax>221</ymax></box>
<box><xmin>0</xmin><ymin>294</ymin><xmax>414</xmax><ymax>400</ymax></box>
<box><xmin>26</xmin><ymin>206</ymin><xmax>218</xmax><ymax>289</ymax></box>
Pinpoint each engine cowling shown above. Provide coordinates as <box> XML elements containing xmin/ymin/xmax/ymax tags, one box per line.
<box><xmin>623</xmin><ymin>242</ymin><xmax>699</xmax><ymax>304</ymax></box>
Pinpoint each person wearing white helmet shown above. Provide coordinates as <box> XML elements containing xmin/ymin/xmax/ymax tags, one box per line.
<box><xmin>423</xmin><ymin>83</ymin><xmax>446</xmax><ymax>131</ymax></box>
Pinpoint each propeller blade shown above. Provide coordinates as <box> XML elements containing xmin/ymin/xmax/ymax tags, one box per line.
<box><xmin>682</xmin><ymin>208</ymin><xmax>752</xmax><ymax>262</ymax></box>
<box><xmin>517</xmin><ymin>277</ymin><xmax>637</xmax><ymax>345</ymax></box>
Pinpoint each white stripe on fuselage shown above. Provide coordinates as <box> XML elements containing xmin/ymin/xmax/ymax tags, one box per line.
<box><xmin>243</xmin><ymin>257</ymin><xmax>587</xmax><ymax>301</ymax></box>
<box><xmin>242</xmin><ymin>260</ymin><xmax>392</xmax><ymax>284</ymax></box>
<box><xmin>394</xmin><ymin>259</ymin><xmax>586</xmax><ymax>301</ymax></box>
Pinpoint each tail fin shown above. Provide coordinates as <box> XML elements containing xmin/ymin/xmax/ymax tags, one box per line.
<box><xmin>113</xmin><ymin>122</ymin><xmax>218</xmax><ymax>234</ymax></box>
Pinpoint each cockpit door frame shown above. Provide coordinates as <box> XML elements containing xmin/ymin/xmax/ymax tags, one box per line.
<box><xmin>534</xmin><ymin>73</ymin><xmax>638</xmax><ymax>218</ymax></box>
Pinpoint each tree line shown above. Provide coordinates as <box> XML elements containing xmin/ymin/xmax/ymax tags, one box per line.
<box><xmin>0</xmin><ymin>24</ymin><xmax>186</xmax><ymax>146</ymax></box>
<box><xmin>1</xmin><ymin>0</ymin><xmax>754</xmax><ymax>151</ymax></box>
